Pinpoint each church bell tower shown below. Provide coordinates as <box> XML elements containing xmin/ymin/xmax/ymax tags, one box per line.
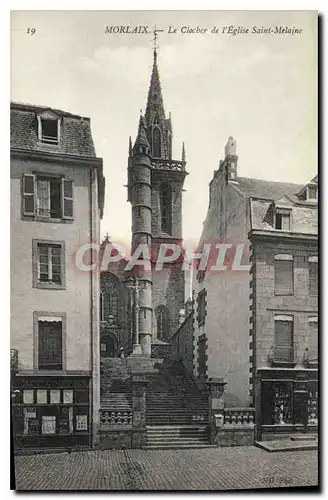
<box><xmin>128</xmin><ymin>48</ymin><xmax>188</xmax><ymax>355</ymax></box>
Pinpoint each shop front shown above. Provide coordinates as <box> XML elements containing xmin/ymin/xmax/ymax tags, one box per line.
<box><xmin>256</xmin><ymin>369</ymin><xmax>318</xmax><ymax>440</ymax></box>
<box><xmin>11</xmin><ymin>375</ymin><xmax>91</xmax><ymax>450</ymax></box>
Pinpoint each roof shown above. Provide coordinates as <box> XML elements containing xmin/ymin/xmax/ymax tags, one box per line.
<box><xmin>236</xmin><ymin>176</ymin><xmax>304</xmax><ymax>203</ymax></box>
<box><xmin>10</xmin><ymin>101</ymin><xmax>96</xmax><ymax>157</ymax></box>
<box><xmin>133</xmin><ymin>115</ymin><xmax>150</xmax><ymax>152</ymax></box>
<box><xmin>11</xmin><ymin>102</ymin><xmax>91</xmax><ymax>120</ymax></box>
<box><xmin>250</xmin><ymin>197</ymin><xmax>318</xmax><ymax>235</ymax></box>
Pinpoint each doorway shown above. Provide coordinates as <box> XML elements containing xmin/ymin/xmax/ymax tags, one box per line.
<box><xmin>100</xmin><ymin>332</ymin><xmax>118</xmax><ymax>358</ymax></box>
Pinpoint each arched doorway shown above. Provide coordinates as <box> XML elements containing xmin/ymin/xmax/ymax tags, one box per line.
<box><xmin>100</xmin><ymin>332</ymin><xmax>118</xmax><ymax>358</ymax></box>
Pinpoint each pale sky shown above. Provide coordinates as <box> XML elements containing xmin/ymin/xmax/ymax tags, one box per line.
<box><xmin>11</xmin><ymin>10</ymin><xmax>317</xmax><ymax>248</ymax></box>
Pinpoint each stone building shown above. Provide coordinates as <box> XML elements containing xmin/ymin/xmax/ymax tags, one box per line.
<box><xmin>10</xmin><ymin>102</ymin><xmax>105</xmax><ymax>449</ymax></box>
<box><xmin>249</xmin><ymin>176</ymin><xmax>318</xmax><ymax>439</ymax></box>
<box><xmin>192</xmin><ymin>137</ymin><xmax>318</xmax><ymax>410</ymax></box>
<box><xmin>126</xmin><ymin>49</ymin><xmax>187</xmax><ymax>355</ymax></box>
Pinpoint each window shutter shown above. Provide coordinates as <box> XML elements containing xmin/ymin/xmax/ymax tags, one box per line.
<box><xmin>274</xmin><ymin>260</ymin><xmax>293</xmax><ymax>295</ymax></box>
<box><xmin>309</xmin><ymin>262</ymin><xmax>318</xmax><ymax>296</ymax></box>
<box><xmin>62</xmin><ymin>179</ymin><xmax>74</xmax><ymax>219</ymax></box>
<box><xmin>23</xmin><ymin>174</ymin><xmax>36</xmax><ymax>216</ymax></box>
<box><xmin>38</xmin><ymin>320</ymin><xmax>62</xmax><ymax>370</ymax></box>
<box><xmin>274</xmin><ymin>319</ymin><xmax>293</xmax><ymax>361</ymax></box>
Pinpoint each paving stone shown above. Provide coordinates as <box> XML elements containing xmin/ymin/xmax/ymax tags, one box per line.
<box><xmin>14</xmin><ymin>446</ymin><xmax>318</xmax><ymax>491</ymax></box>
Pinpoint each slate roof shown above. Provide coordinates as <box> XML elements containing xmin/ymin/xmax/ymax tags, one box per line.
<box><xmin>236</xmin><ymin>176</ymin><xmax>304</xmax><ymax>203</ymax></box>
<box><xmin>250</xmin><ymin>197</ymin><xmax>318</xmax><ymax>235</ymax></box>
<box><xmin>133</xmin><ymin>115</ymin><xmax>150</xmax><ymax>152</ymax></box>
<box><xmin>10</xmin><ymin>102</ymin><xmax>96</xmax><ymax>157</ymax></box>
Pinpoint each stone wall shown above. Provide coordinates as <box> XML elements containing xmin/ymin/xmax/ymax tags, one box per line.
<box><xmin>252</xmin><ymin>239</ymin><xmax>318</xmax><ymax>369</ymax></box>
<box><xmin>152</xmin><ymin>261</ymin><xmax>185</xmax><ymax>338</ymax></box>
<box><xmin>192</xmin><ymin>176</ymin><xmax>251</xmax><ymax>405</ymax></box>
<box><xmin>170</xmin><ymin>313</ymin><xmax>193</xmax><ymax>376</ymax></box>
<box><xmin>151</xmin><ymin>343</ymin><xmax>172</xmax><ymax>359</ymax></box>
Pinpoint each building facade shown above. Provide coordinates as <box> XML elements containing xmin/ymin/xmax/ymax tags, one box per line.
<box><xmin>249</xmin><ymin>178</ymin><xmax>318</xmax><ymax>439</ymax></box>
<box><xmin>10</xmin><ymin>102</ymin><xmax>105</xmax><ymax>449</ymax></box>
<box><xmin>192</xmin><ymin>137</ymin><xmax>317</xmax><ymax>408</ymax></box>
<box><xmin>126</xmin><ymin>49</ymin><xmax>187</xmax><ymax>355</ymax></box>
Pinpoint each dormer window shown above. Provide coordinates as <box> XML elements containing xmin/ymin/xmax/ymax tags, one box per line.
<box><xmin>307</xmin><ymin>185</ymin><xmax>318</xmax><ymax>201</ymax></box>
<box><xmin>40</xmin><ymin>119</ymin><xmax>58</xmax><ymax>144</ymax></box>
<box><xmin>37</xmin><ymin>109</ymin><xmax>61</xmax><ymax>145</ymax></box>
<box><xmin>297</xmin><ymin>181</ymin><xmax>318</xmax><ymax>202</ymax></box>
<box><xmin>275</xmin><ymin>208</ymin><xmax>291</xmax><ymax>231</ymax></box>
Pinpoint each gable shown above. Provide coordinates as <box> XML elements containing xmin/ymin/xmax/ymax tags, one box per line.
<box><xmin>37</xmin><ymin>108</ymin><xmax>62</xmax><ymax>121</ymax></box>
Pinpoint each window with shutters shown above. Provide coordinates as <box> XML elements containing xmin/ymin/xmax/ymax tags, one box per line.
<box><xmin>308</xmin><ymin>257</ymin><xmax>318</xmax><ymax>296</ymax></box>
<box><xmin>38</xmin><ymin>318</ymin><xmax>63</xmax><ymax>371</ymax></box>
<box><xmin>32</xmin><ymin>240</ymin><xmax>65</xmax><ymax>289</ymax></box>
<box><xmin>22</xmin><ymin>174</ymin><xmax>73</xmax><ymax>221</ymax></box>
<box><xmin>274</xmin><ymin>255</ymin><xmax>294</xmax><ymax>295</ymax></box>
<box><xmin>273</xmin><ymin>316</ymin><xmax>294</xmax><ymax>364</ymax></box>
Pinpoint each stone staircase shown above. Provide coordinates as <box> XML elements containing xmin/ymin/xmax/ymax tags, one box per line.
<box><xmin>145</xmin><ymin>359</ymin><xmax>210</xmax><ymax>448</ymax></box>
<box><xmin>100</xmin><ymin>357</ymin><xmax>211</xmax><ymax>449</ymax></box>
<box><xmin>144</xmin><ymin>425</ymin><xmax>211</xmax><ymax>449</ymax></box>
<box><xmin>100</xmin><ymin>358</ymin><xmax>133</xmax><ymax>417</ymax></box>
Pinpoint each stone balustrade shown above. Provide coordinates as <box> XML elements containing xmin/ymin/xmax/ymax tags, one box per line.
<box><xmin>151</xmin><ymin>159</ymin><xmax>186</xmax><ymax>171</ymax></box>
<box><xmin>99</xmin><ymin>410</ymin><xmax>133</xmax><ymax>429</ymax></box>
<box><xmin>223</xmin><ymin>407</ymin><xmax>255</xmax><ymax>426</ymax></box>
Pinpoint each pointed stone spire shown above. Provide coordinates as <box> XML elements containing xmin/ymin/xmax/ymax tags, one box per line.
<box><xmin>133</xmin><ymin>114</ymin><xmax>150</xmax><ymax>155</ymax></box>
<box><xmin>182</xmin><ymin>142</ymin><xmax>186</xmax><ymax>162</ymax></box>
<box><xmin>129</xmin><ymin>136</ymin><xmax>132</xmax><ymax>156</ymax></box>
<box><xmin>145</xmin><ymin>49</ymin><xmax>165</xmax><ymax>127</ymax></box>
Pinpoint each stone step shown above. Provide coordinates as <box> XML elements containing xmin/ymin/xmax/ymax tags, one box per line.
<box><xmin>143</xmin><ymin>444</ymin><xmax>214</xmax><ymax>450</ymax></box>
<box><xmin>147</xmin><ymin>425</ymin><xmax>208</xmax><ymax>429</ymax></box>
<box><xmin>147</xmin><ymin>428</ymin><xmax>208</xmax><ymax>434</ymax></box>
<box><xmin>146</xmin><ymin>440</ymin><xmax>209</xmax><ymax>446</ymax></box>
<box><xmin>255</xmin><ymin>439</ymin><xmax>318</xmax><ymax>452</ymax></box>
<box><xmin>147</xmin><ymin>435</ymin><xmax>208</xmax><ymax>441</ymax></box>
<box><xmin>290</xmin><ymin>434</ymin><xmax>317</xmax><ymax>441</ymax></box>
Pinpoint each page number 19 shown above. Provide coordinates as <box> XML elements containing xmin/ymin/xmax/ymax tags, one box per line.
<box><xmin>27</xmin><ymin>28</ymin><xmax>36</xmax><ymax>35</ymax></box>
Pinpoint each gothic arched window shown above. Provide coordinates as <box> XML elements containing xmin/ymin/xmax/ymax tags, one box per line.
<box><xmin>153</xmin><ymin>127</ymin><xmax>161</xmax><ymax>158</ymax></box>
<box><xmin>160</xmin><ymin>183</ymin><xmax>172</xmax><ymax>234</ymax></box>
<box><xmin>155</xmin><ymin>305</ymin><xmax>170</xmax><ymax>341</ymax></box>
<box><xmin>100</xmin><ymin>272</ymin><xmax>121</xmax><ymax>326</ymax></box>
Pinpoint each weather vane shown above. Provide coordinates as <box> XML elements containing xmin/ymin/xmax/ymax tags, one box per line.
<box><xmin>153</xmin><ymin>25</ymin><xmax>164</xmax><ymax>53</ymax></box>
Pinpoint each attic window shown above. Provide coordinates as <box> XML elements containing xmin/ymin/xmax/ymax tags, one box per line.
<box><xmin>307</xmin><ymin>185</ymin><xmax>317</xmax><ymax>201</ymax></box>
<box><xmin>38</xmin><ymin>115</ymin><xmax>60</xmax><ymax>145</ymax></box>
<box><xmin>275</xmin><ymin>208</ymin><xmax>291</xmax><ymax>231</ymax></box>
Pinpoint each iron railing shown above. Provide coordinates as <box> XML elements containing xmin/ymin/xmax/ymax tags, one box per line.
<box><xmin>304</xmin><ymin>347</ymin><xmax>318</xmax><ymax>367</ymax></box>
<box><xmin>268</xmin><ymin>345</ymin><xmax>297</xmax><ymax>364</ymax></box>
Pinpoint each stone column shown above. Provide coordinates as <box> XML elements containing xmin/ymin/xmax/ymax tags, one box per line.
<box><xmin>207</xmin><ymin>378</ymin><xmax>227</xmax><ymax>444</ymax></box>
<box><xmin>131</xmin><ymin>375</ymin><xmax>148</xmax><ymax>449</ymax></box>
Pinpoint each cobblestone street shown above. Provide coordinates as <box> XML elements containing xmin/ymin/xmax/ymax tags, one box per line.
<box><xmin>14</xmin><ymin>446</ymin><xmax>318</xmax><ymax>491</ymax></box>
